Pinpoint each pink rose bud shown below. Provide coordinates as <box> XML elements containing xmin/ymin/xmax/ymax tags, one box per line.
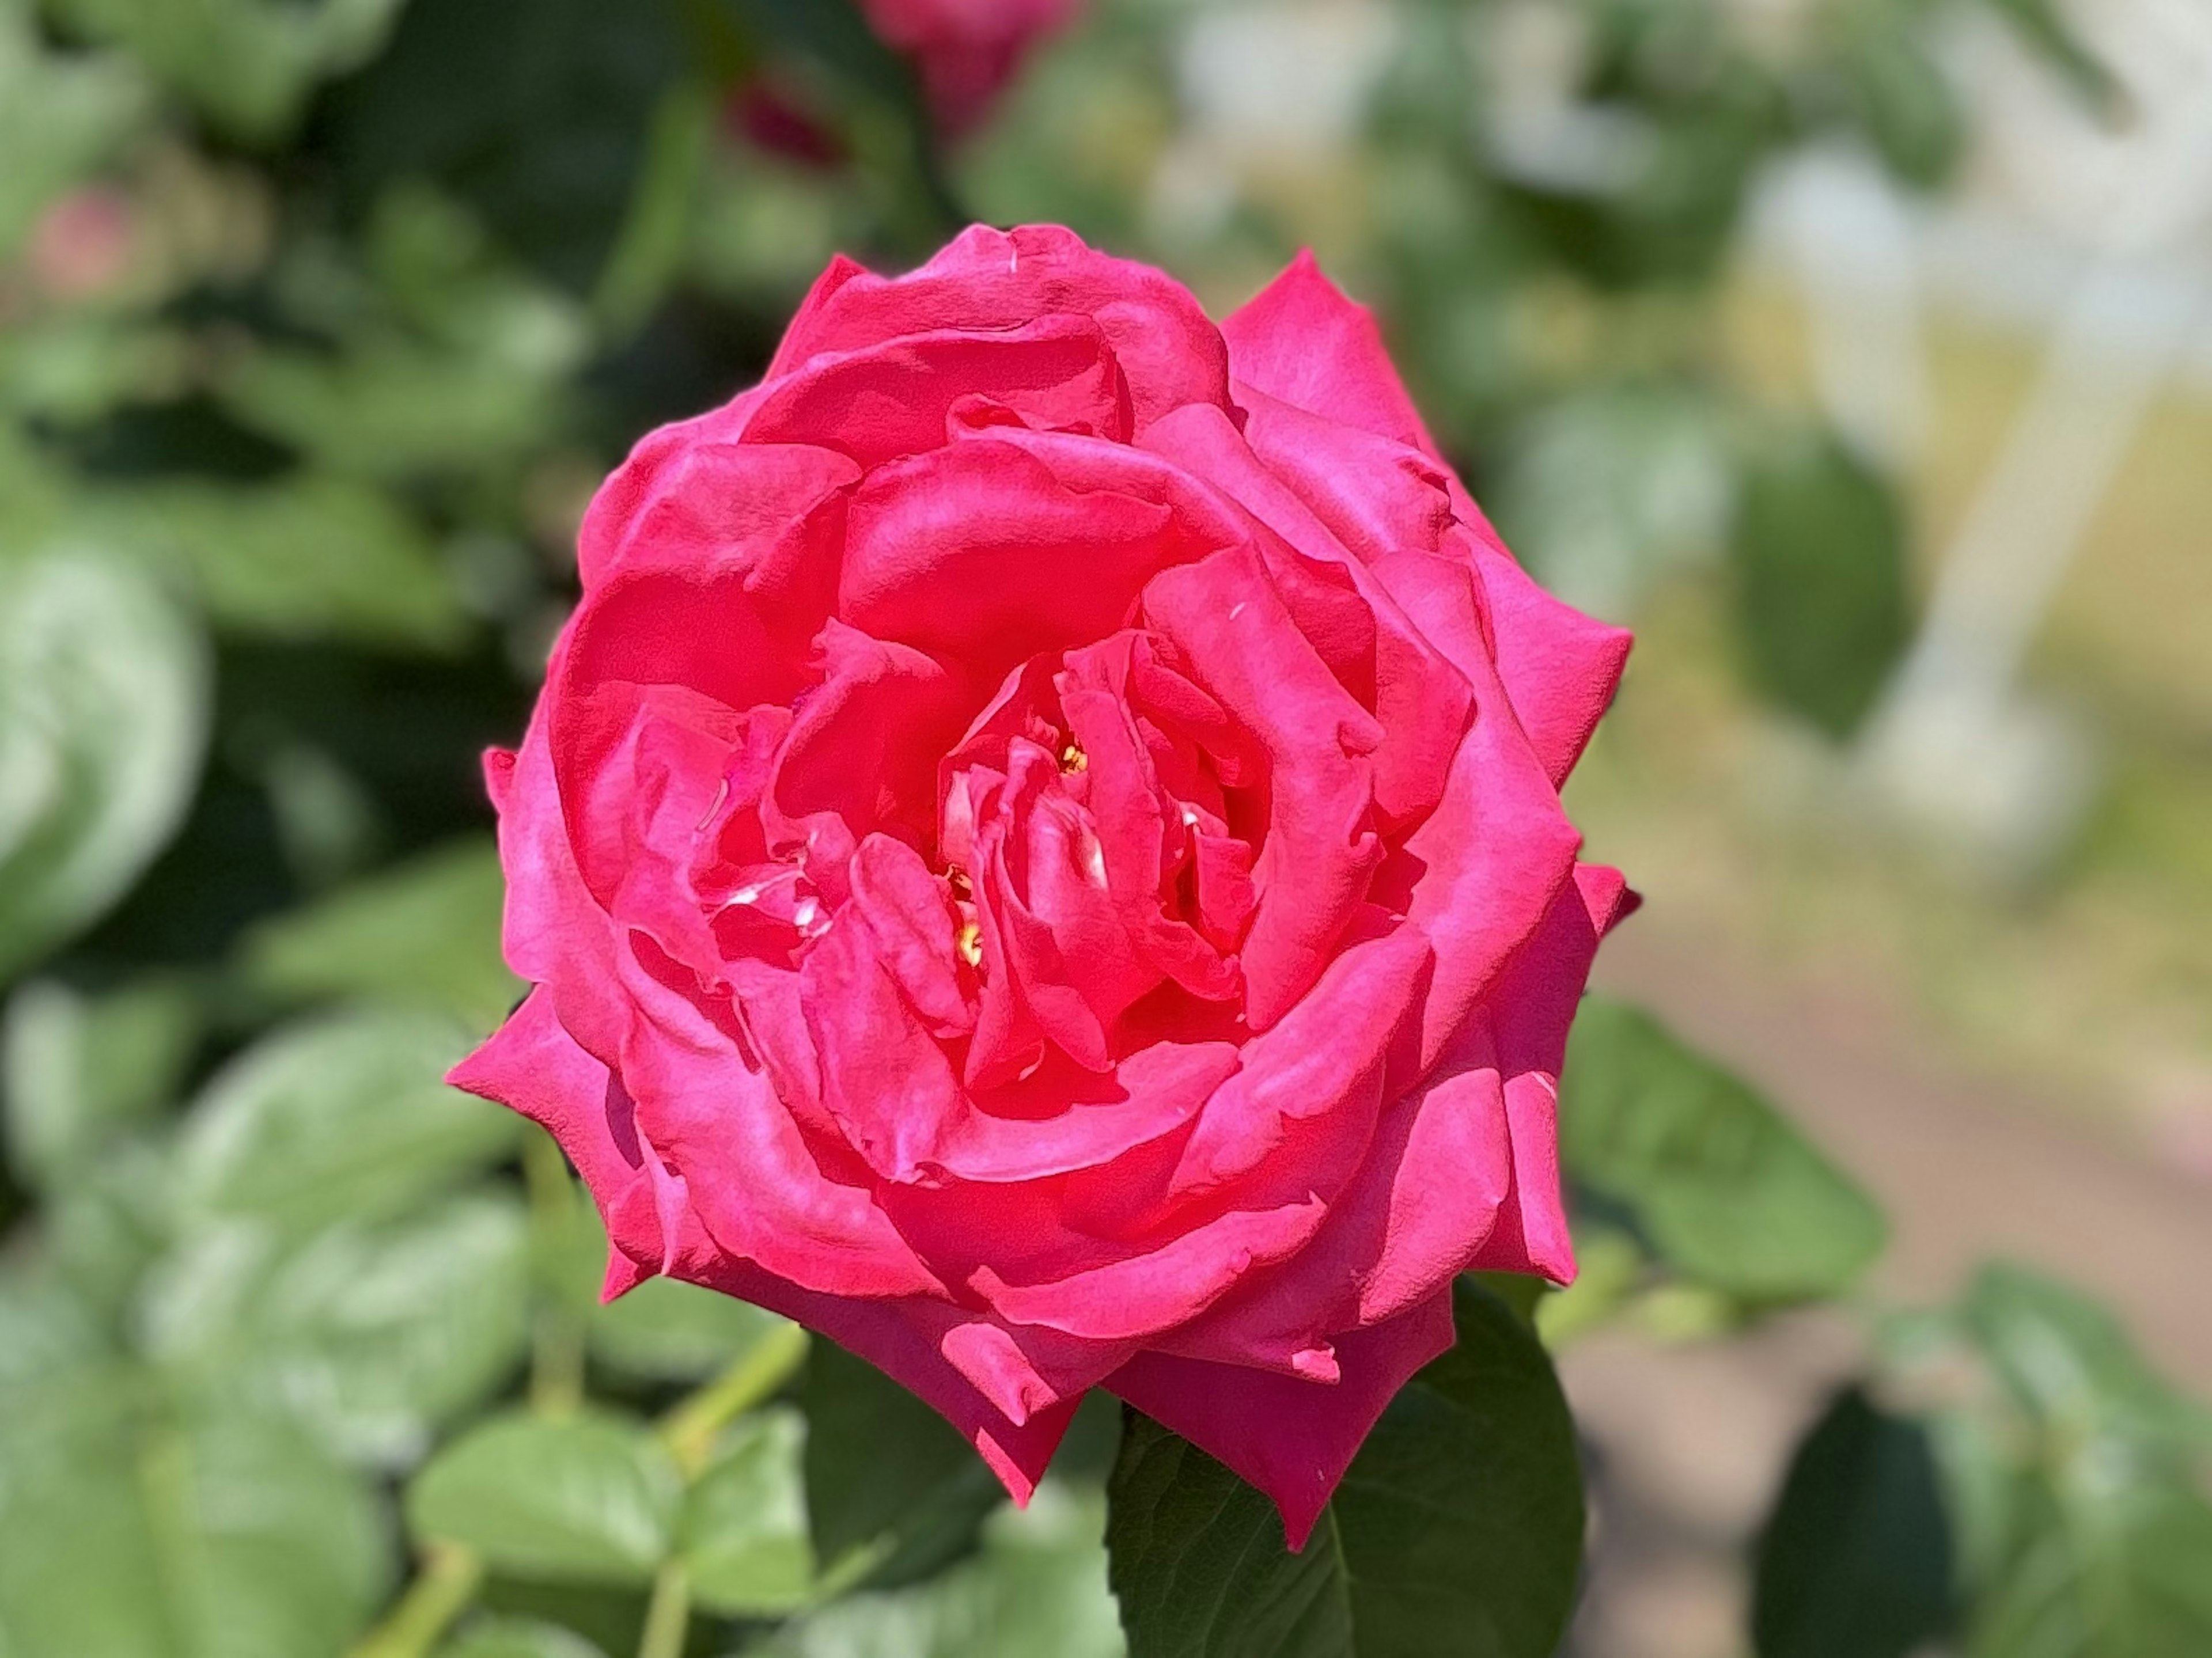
<box><xmin>858</xmin><ymin>0</ymin><xmax>1082</xmax><ymax>135</ymax></box>
<box><xmin>452</xmin><ymin>226</ymin><xmax>1632</xmax><ymax>1549</ymax></box>
<box><xmin>28</xmin><ymin>187</ymin><xmax>137</xmax><ymax>301</ymax></box>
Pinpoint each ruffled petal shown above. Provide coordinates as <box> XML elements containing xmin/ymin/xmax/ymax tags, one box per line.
<box><xmin>1370</xmin><ymin>551</ymin><xmax>1583</xmax><ymax>1079</ymax></box>
<box><xmin>840</xmin><ymin>438</ymin><xmax>1198</xmax><ymax>678</ymax></box>
<box><xmin>1142</xmin><ymin>545</ymin><xmax>1386</xmax><ymax>1030</ymax></box>
<box><xmin>1465</xmin><ymin>862</ymin><xmax>1635</xmax><ymax>1283</ymax></box>
<box><xmin>771</xmin><ymin>225</ymin><xmax>1232</xmax><ymax>433</ymax></box>
<box><xmin>446</xmin><ymin>988</ymin><xmax>662</xmax><ymax>1288</ymax></box>
<box><xmin>743</xmin><ymin>316</ymin><xmax>1131</xmax><ymax>468</ymax></box>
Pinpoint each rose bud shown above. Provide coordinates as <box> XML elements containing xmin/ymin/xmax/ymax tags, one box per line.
<box><xmin>452</xmin><ymin>226</ymin><xmax>1633</xmax><ymax>1548</ymax></box>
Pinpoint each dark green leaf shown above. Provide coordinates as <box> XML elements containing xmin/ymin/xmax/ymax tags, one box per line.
<box><xmin>408</xmin><ymin>1410</ymin><xmax>683</xmax><ymax>1585</ymax></box>
<box><xmin>680</xmin><ymin>1405</ymin><xmax>815</xmax><ymax>1617</ymax></box>
<box><xmin>1753</xmin><ymin>1387</ymin><xmax>1955</xmax><ymax>1658</ymax></box>
<box><xmin>1560</xmin><ymin>997</ymin><xmax>1887</xmax><ymax>1300</ymax></box>
<box><xmin>172</xmin><ymin>1006</ymin><xmax>518</xmax><ymax>1235</ymax></box>
<box><xmin>1107</xmin><ymin>1281</ymin><xmax>1584</xmax><ymax>1658</ymax></box>
<box><xmin>1728</xmin><ymin>426</ymin><xmax>1912</xmax><ymax>738</ymax></box>
<box><xmin>0</xmin><ymin>546</ymin><xmax>209</xmax><ymax>984</ymax></box>
<box><xmin>236</xmin><ymin>836</ymin><xmax>520</xmax><ymax>1031</ymax></box>
<box><xmin>801</xmin><ymin>1335</ymin><xmax>1002</xmax><ymax>1589</ymax></box>
<box><xmin>319</xmin><ymin>0</ymin><xmax>688</xmax><ymax>294</ymax></box>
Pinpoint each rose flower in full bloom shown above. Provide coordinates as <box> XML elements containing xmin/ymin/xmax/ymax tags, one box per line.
<box><xmin>453</xmin><ymin>226</ymin><xmax>1632</xmax><ymax>1547</ymax></box>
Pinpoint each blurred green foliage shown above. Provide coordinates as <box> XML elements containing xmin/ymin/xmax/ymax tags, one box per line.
<box><xmin>1</xmin><ymin>1</ymin><xmax>2200</xmax><ymax>1656</ymax></box>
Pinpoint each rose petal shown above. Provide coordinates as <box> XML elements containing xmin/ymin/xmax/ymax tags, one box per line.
<box><xmin>744</xmin><ymin>315</ymin><xmax>1131</xmax><ymax>468</ymax></box>
<box><xmin>771</xmin><ymin>225</ymin><xmax>1232</xmax><ymax>432</ymax></box>
<box><xmin>1221</xmin><ymin>249</ymin><xmax>1437</xmax><ymax>457</ymax></box>
<box><xmin>1471</xmin><ymin>540</ymin><xmax>1632</xmax><ymax>789</ymax></box>
<box><xmin>1142</xmin><ymin>545</ymin><xmax>1385</xmax><ymax>1029</ymax></box>
<box><xmin>840</xmin><ymin>438</ymin><xmax>1197</xmax><ymax>677</ymax></box>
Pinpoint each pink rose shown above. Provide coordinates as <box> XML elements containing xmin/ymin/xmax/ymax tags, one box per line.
<box><xmin>858</xmin><ymin>0</ymin><xmax>1080</xmax><ymax>135</ymax></box>
<box><xmin>453</xmin><ymin>226</ymin><xmax>1631</xmax><ymax>1547</ymax></box>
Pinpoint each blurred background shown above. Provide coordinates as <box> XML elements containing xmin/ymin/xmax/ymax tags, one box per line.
<box><xmin>2</xmin><ymin>1</ymin><xmax>2207</xmax><ymax>1655</ymax></box>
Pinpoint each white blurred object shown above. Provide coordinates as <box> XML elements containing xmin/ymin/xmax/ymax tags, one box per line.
<box><xmin>1150</xmin><ymin>0</ymin><xmax>1399</xmax><ymax>238</ymax></box>
<box><xmin>1857</xmin><ymin>0</ymin><xmax>2212</xmax><ymax>878</ymax></box>
<box><xmin>1766</xmin><ymin>147</ymin><xmax>1930</xmax><ymax>470</ymax></box>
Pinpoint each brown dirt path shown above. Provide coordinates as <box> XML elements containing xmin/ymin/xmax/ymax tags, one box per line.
<box><xmin>1558</xmin><ymin>914</ymin><xmax>2212</xmax><ymax>1658</ymax></box>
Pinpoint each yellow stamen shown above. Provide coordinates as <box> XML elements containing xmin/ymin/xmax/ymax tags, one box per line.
<box><xmin>1060</xmin><ymin>742</ymin><xmax>1087</xmax><ymax>773</ymax></box>
<box><xmin>956</xmin><ymin>920</ymin><xmax>984</xmax><ymax>968</ymax></box>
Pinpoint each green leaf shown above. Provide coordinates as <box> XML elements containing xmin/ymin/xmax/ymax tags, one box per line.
<box><xmin>39</xmin><ymin>0</ymin><xmax>411</xmax><ymax>143</ymax></box>
<box><xmin>109</xmin><ymin>475</ymin><xmax>473</xmax><ymax>650</ymax></box>
<box><xmin>0</xmin><ymin>8</ymin><xmax>147</xmax><ymax>253</ymax></box>
<box><xmin>213</xmin><ymin>335</ymin><xmax>578</xmax><ymax>481</ymax></box>
<box><xmin>0</xmin><ymin>1255</ymin><xmax>110</xmax><ymax>1399</ymax></box>
<box><xmin>3</xmin><ymin>975</ymin><xmax>198</xmax><ymax>1190</ymax></box>
<box><xmin>1980</xmin><ymin>0</ymin><xmax>2122</xmax><ymax>117</ymax></box>
<box><xmin>0</xmin><ymin>545</ymin><xmax>209</xmax><ymax>984</ymax></box>
<box><xmin>680</xmin><ymin>1405</ymin><xmax>816</xmax><ymax>1617</ymax></box>
<box><xmin>1896</xmin><ymin>1265</ymin><xmax>2212</xmax><ymax>1658</ymax></box>
<box><xmin>236</xmin><ymin>836</ymin><xmax>520</xmax><ymax>1031</ymax></box>
<box><xmin>1831</xmin><ymin>19</ymin><xmax>1965</xmax><ymax>190</ymax></box>
<box><xmin>1560</xmin><ymin>997</ymin><xmax>1887</xmax><ymax>1301</ymax></box>
<box><xmin>172</xmin><ymin>1005</ymin><xmax>518</xmax><ymax>1235</ymax></box>
<box><xmin>316</xmin><ymin>0</ymin><xmax>688</xmax><ymax>294</ymax></box>
<box><xmin>439</xmin><ymin>1620</ymin><xmax>612</xmax><ymax>1658</ymax></box>
<box><xmin>801</xmin><ymin>1335</ymin><xmax>1002</xmax><ymax>1589</ymax></box>
<box><xmin>144</xmin><ymin>1192</ymin><xmax>532</xmax><ymax>1467</ymax></box>
<box><xmin>1107</xmin><ymin>1281</ymin><xmax>1584</xmax><ymax>1658</ymax></box>
<box><xmin>408</xmin><ymin>1410</ymin><xmax>683</xmax><ymax>1585</ymax></box>
<box><xmin>43</xmin><ymin>1133</ymin><xmax>174</xmax><ymax>1314</ymax></box>
<box><xmin>592</xmin><ymin>1272</ymin><xmax>793</xmax><ymax>1383</ymax></box>
<box><xmin>744</xmin><ymin>1481</ymin><xmax>1123</xmax><ymax>1658</ymax></box>
<box><xmin>1957</xmin><ymin>1264</ymin><xmax>2212</xmax><ymax>1447</ymax></box>
<box><xmin>1753</xmin><ymin>1387</ymin><xmax>1955</xmax><ymax>1658</ymax></box>
<box><xmin>1728</xmin><ymin>426</ymin><xmax>1912</xmax><ymax>738</ymax></box>
<box><xmin>0</xmin><ymin>1390</ymin><xmax>392</xmax><ymax>1658</ymax></box>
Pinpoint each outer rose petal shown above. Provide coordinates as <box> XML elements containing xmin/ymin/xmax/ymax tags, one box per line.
<box><xmin>1104</xmin><ymin>1288</ymin><xmax>1458</xmax><ymax>1550</ymax></box>
<box><xmin>1467</xmin><ymin>862</ymin><xmax>1635</xmax><ymax>1283</ymax></box>
<box><xmin>447</xmin><ymin>988</ymin><xmax>661</xmax><ymax>1299</ymax></box>
<box><xmin>1222</xmin><ymin>250</ymin><xmax>1438</xmax><ymax>459</ymax></box>
<box><xmin>1471</xmin><ymin>541</ymin><xmax>1632</xmax><ymax>788</ymax></box>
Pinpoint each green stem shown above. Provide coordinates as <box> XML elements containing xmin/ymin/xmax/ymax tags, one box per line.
<box><xmin>635</xmin><ymin>1561</ymin><xmax>691</xmax><ymax>1658</ymax></box>
<box><xmin>346</xmin><ymin>1546</ymin><xmax>484</xmax><ymax>1658</ymax></box>
<box><xmin>523</xmin><ymin>1128</ymin><xmax>588</xmax><ymax>1416</ymax></box>
<box><xmin>659</xmin><ymin>1319</ymin><xmax>810</xmax><ymax>1475</ymax></box>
